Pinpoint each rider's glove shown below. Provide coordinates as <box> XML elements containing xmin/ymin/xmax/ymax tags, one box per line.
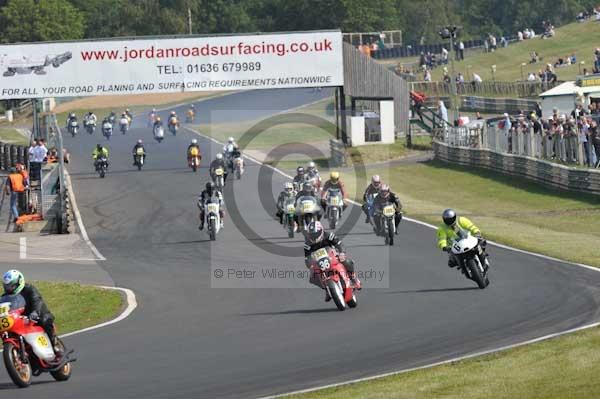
<box><xmin>474</xmin><ymin>232</ymin><xmax>482</xmax><ymax>239</ymax></box>
<box><xmin>29</xmin><ymin>311</ymin><xmax>39</xmax><ymax>322</ymax></box>
<box><xmin>442</xmin><ymin>246</ymin><xmax>451</xmax><ymax>253</ymax></box>
<box><xmin>338</xmin><ymin>252</ymin><xmax>347</xmax><ymax>262</ymax></box>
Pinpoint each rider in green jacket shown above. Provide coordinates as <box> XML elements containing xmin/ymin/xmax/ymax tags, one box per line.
<box><xmin>437</xmin><ymin>209</ymin><xmax>483</xmax><ymax>268</ymax></box>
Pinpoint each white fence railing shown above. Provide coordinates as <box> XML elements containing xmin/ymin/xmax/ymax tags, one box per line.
<box><xmin>437</xmin><ymin>125</ymin><xmax>600</xmax><ymax>168</ymax></box>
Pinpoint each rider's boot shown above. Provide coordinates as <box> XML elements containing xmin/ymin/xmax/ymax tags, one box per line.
<box><xmin>324</xmin><ymin>289</ymin><xmax>332</xmax><ymax>302</ymax></box>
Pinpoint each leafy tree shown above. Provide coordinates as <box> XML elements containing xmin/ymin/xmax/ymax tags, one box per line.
<box><xmin>0</xmin><ymin>0</ymin><xmax>84</xmax><ymax>43</ymax></box>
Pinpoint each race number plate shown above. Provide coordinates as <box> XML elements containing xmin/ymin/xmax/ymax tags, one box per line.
<box><xmin>286</xmin><ymin>204</ymin><xmax>295</xmax><ymax>213</ymax></box>
<box><xmin>312</xmin><ymin>248</ymin><xmax>328</xmax><ymax>260</ymax></box>
<box><xmin>0</xmin><ymin>303</ymin><xmax>9</xmax><ymax>316</ymax></box>
<box><xmin>312</xmin><ymin>248</ymin><xmax>330</xmax><ymax>270</ymax></box>
<box><xmin>383</xmin><ymin>205</ymin><xmax>395</xmax><ymax>217</ymax></box>
<box><xmin>207</xmin><ymin>203</ymin><xmax>219</xmax><ymax>213</ymax></box>
<box><xmin>215</xmin><ymin>168</ymin><xmax>224</xmax><ymax>176</ymax></box>
<box><xmin>0</xmin><ymin>315</ymin><xmax>14</xmax><ymax>333</ymax></box>
<box><xmin>136</xmin><ymin>148</ymin><xmax>144</xmax><ymax>155</ymax></box>
<box><xmin>329</xmin><ymin>196</ymin><xmax>340</xmax><ymax>206</ymax></box>
<box><xmin>302</xmin><ymin>201</ymin><xmax>314</xmax><ymax>213</ymax></box>
<box><xmin>37</xmin><ymin>335</ymin><xmax>49</xmax><ymax>348</ymax></box>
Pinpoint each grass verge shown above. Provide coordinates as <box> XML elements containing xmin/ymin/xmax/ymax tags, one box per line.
<box><xmin>34</xmin><ymin>281</ymin><xmax>123</xmax><ymax>334</ymax></box>
<box><xmin>429</xmin><ymin>20</ymin><xmax>600</xmax><ymax>83</ymax></box>
<box><xmin>288</xmin><ymin>325</ymin><xmax>600</xmax><ymax>399</ymax></box>
<box><xmin>0</xmin><ymin>128</ymin><xmax>29</xmax><ymax>146</ymax></box>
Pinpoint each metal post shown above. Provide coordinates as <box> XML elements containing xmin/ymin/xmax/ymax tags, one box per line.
<box><xmin>339</xmin><ymin>86</ymin><xmax>348</xmax><ymax>145</ymax></box>
<box><xmin>449</xmin><ymin>36</ymin><xmax>459</xmax><ymax>124</ymax></box>
<box><xmin>53</xmin><ymin>116</ymin><xmax>66</xmax><ymax>227</ymax></box>
<box><xmin>187</xmin><ymin>7</ymin><xmax>193</xmax><ymax>35</ymax></box>
<box><xmin>334</xmin><ymin>88</ymin><xmax>340</xmax><ymax>140</ymax></box>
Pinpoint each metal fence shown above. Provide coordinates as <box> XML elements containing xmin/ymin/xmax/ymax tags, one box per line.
<box><xmin>438</xmin><ymin>124</ymin><xmax>600</xmax><ymax>168</ymax></box>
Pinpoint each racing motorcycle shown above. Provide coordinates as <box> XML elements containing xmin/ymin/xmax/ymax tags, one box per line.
<box><xmin>233</xmin><ymin>154</ymin><xmax>244</xmax><ymax>180</ymax></box>
<box><xmin>168</xmin><ymin>117</ymin><xmax>178</xmax><ymax>135</ymax></box>
<box><xmin>68</xmin><ymin>120</ymin><xmax>78</xmax><ymax>137</ymax></box>
<box><xmin>296</xmin><ymin>195</ymin><xmax>320</xmax><ymax>233</ymax></box>
<box><xmin>84</xmin><ymin>120</ymin><xmax>95</xmax><ymax>134</ymax></box>
<box><xmin>204</xmin><ymin>198</ymin><xmax>222</xmax><ymax>241</ymax></box>
<box><xmin>188</xmin><ymin>148</ymin><xmax>201</xmax><ymax>172</ymax></box>
<box><xmin>134</xmin><ymin>148</ymin><xmax>145</xmax><ymax>171</ymax></box>
<box><xmin>213</xmin><ymin>168</ymin><xmax>225</xmax><ymax>190</ymax></box>
<box><xmin>309</xmin><ymin>246</ymin><xmax>357</xmax><ymax>311</ymax></box>
<box><xmin>0</xmin><ymin>294</ymin><xmax>75</xmax><ymax>388</ymax></box>
<box><xmin>119</xmin><ymin>117</ymin><xmax>129</xmax><ymax>134</ymax></box>
<box><xmin>96</xmin><ymin>157</ymin><xmax>108</xmax><ymax>178</ymax></box>
<box><xmin>325</xmin><ymin>188</ymin><xmax>343</xmax><ymax>230</ymax></box>
<box><xmin>154</xmin><ymin>125</ymin><xmax>164</xmax><ymax>143</ymax></box>
<box><xmin>102</xmin><ymin>121</ymin><xmax>113</xmax><ymax>140</ymax></box>
<box><xmin>282</xmin><ymin>197</ymin><xmax>296</xmax><ymax>238</ymax></box>
<box><xmin>450</xmin><ymin>229</ymin><xmax>490</xmax><ymax>289</ymax></box>
<box><xmin>186</xmin><ymin>109</ymin><xmax>195</xmax><ymax>123</ymax></box>
<box><xmin>375</xmin><ymin>202</ymin><xmax>397</xmax><ymax>246</ymax></box>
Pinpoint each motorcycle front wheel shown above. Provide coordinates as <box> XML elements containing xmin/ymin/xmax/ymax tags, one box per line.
<box><xmin>467</xmin><ymin>258</ymin><xmax>488</xmax><ymax>289</ymax></box>
<box><xmin>327</xmin><ymin>279</ymin><xmax>346</xmax><ymax>311</ymax></box>
<box><xmin>3</xmin><ymin>342</ymin><xmax>32</xmax><ymax>388</ymax></box>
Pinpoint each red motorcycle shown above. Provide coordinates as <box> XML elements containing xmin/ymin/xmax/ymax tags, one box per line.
<box><xmin>0</xmin><ymin>295</ymin><xmax>75</xmax><ymax>388</ymax></box>
<box><xmin>309</xmin><ymin>246</ymin><xmax>358</xmax><ymax>311</ymax></box>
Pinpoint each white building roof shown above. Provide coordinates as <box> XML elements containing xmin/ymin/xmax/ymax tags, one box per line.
<box><xmin>539</xmin><ymin>81</ymin><xmax>600</xmax><ymax>98</ymax></box>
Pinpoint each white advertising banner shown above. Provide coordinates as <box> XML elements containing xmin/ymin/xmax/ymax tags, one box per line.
<box><xmin>0</xmin><ymin>31</ymin><xmax>344</xmax><ymax>99</ymax></box>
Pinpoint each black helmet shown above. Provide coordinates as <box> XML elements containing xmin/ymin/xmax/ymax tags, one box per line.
<box><xmin>205</xmin><ymin>182</ymin><xmax>215</xmax><ymax>191</ymax></box>
<box><xmin>302</xmin><ymin>182</ymin><xmax>313</xmax><ymax>193</ymax></box>
<box><xmin>307</xmin><ymin>221</ymin><xmax>324</xmax><ymax>244</ymax></box>
<box><xmin>96</xmin><ymin>144</ymin><xmax>102</xmax><ymax>150</ymax></box>
<box><xmin>297</xmin><ymin>166</ymin><xmax>305</xmax><ymax>175</ymax></box>
<box><xmin>442</xmin><ymin>209</ymin><xmax>457</xmax><ymax>226</ymax></box>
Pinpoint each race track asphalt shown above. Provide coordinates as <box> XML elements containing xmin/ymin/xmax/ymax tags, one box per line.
<box><xmin>2</xmin><ymin>88</ymin><xmax>600</xmax><ymax>398</ymax></box>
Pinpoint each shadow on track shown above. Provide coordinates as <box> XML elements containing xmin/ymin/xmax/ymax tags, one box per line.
<box><xmin>0</xmin><ymin>380</ymin><xmax>55</xmax><ymax>390</ymax></box>
<box><xmin>385</xmin><ymin>287</ymin><xmax>479</xmax><ymax>294</ymax></box>
<box><xmin>241</xmin><ymin>308</ymin><xmax>339</xmax><ymax>316</ymax></box>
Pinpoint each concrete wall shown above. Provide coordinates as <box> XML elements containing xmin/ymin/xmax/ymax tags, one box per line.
<box><xmin>433</xmin><ymin>141</ymin><xmax>600</xmax><ymax>196</ymax></box>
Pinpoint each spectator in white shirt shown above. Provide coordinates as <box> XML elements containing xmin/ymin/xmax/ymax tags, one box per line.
<box><xmin>29</xmin><ymin>138</ymin><xmax>48</xmax><ymax>181</ymax></box>
<box><xmin>527</xmin><ymin>72</ymin><xmax>537</xmax><ymax>81</ymax></box>
<box><xmin>473</xmin><ymin>73</ymin><xmax>483</xmax><ymax>83</ymax></box>
<box><xmin>517</xmin><ymin>31</ymin><xmax>524</xmax><ymax>41</ymax></box>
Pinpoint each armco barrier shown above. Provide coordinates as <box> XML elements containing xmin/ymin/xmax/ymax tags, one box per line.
<box><xmin>433</xmin><ymin>141</ymin><xmax>600</xmax><ymax>196</ymax></box>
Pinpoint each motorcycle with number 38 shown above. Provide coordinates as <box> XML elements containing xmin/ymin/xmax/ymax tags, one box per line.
<box><xmin>0</xmin><ymin>294</ymin><xmax>75</xmax><ymax>388</ymax></box>
<box><xmin>309</xmin><ymin>247</ymin><xmax>358</xmax><ymax>311</ymax></box>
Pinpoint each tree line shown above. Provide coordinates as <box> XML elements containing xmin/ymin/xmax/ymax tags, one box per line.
<box><xmin>0</xmin><ymin>0</ymin><xmax>596</xmax><ymax>44</ymax></box>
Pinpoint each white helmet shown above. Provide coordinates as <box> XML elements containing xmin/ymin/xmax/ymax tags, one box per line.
<box><xmin>285</xmin><ymin>182</ymin><xmax>294</xmax><ymax>191</ymax></box>
<box><xmin>307</xmin><ymin>161</ymin><xmax>316</xmax><ymax>169</ymax></box>
<box><xmin>228</xmin><ymin>137</ymin><xmax>235</xmax><ymax>143</ymax></box>
<box><xmin>191</xmin><ymin>139</ymin><xmax>198</xmax><ymax>144</ymax></box>
<box><xmin>137</xmin><ymin>139</ymin><xmax>142</xmax><ymax>144</ymax></box>
<box><xmin>216</xmin><ymin>153</ymin><xmax>223</xmax><ymax>160</ymax></box>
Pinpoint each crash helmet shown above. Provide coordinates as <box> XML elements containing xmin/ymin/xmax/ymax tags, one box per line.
<box><xmin>307</xmin><ymin>221</ymin><xmax>324</xmax><ymax>244</ymax></box>
<box><xmin>126</xmin><ymin>108</ymin><xmax>130</xmax><ymax>112</ymax></box>
<box><xmin>191</xmin><ymin>139</ymin><xmax>198</xmax><ymax>145</ymax></box>
<box><xmin>151</xmin><ymin>108</ymin><xmax>156</xmax><ymax>113</ymax></box>
<box><xmin>307</xmin><ymin>161</ymin><xmax>316</xmax><ymax>171</ymax></box>
<box><xmin>69</xmin><ymin>113</ymin><xmax>75</xmax><ymax>118</ymax></box>
<box><xmin>155</xmin><ymin>116</ymin><xmax>161</xmax><ymax>122</ymax></box>
<box><xmin>88</xmin><ymin>111</ymin><xmax>93</xmax><ymax>115</ymax></box>
<box><xmin>228</xmin><ymin>137</ymin><xmax>235</xmax><ymax>144</ymax></box>
<box><xmin>379</xmin><ymin>184</ymin><xmax>390</xmax><ymax>199</ymax></box>
<box><xmin>190</xmin><ymin>104</ymin><xmax>195</xmax><ymax>109</ymax></box>
<box><xmin>330</xmin><ymin>171</ymin><xmax>340</xmax><ymax>183</ymax></box>
<box><xmin>296</xmin><ymin>166</ymin><xmax>305</xmax><ymax>175</ymax></box>
<box><xmin>372</xmin><ymin>175</ymin><xmax>381</xmax><ymax>188</ymax></box>
<box><xmin>122</xmin><ymin>112</ymin><xmax>126</xmax><ymax>117</ymax></box>
<box><xmin>137</xmin><ymin>139</ymin><xmax>142</xmax><ymax>144</ymax></box>
<box><xmin>96</xmin><ymin>144</ymin><xmax>103</xmax><ymax>150</ymax></box>
<box><xmin>302</xmin><ymin>182</ymin><xmax>314</xmax><ymax>193</ymax></box>
<box><xmin>442</xmin><ymin>209</ymin><xmax>457</xmax><ymax>226</ymax></box>
<box><xmin>285</xmin><ymin>182</ymin><xmax>294</xmax><ymax>192</ymax></box>
<box><xmin>216</xmin><ymin>153</ymin><xmax>223</xmax><ymax>160</ymax></box>
<box><xmin>2</xmin><ymin>269</ymin><xmax>25</xmax><ymax>295</ymax></box>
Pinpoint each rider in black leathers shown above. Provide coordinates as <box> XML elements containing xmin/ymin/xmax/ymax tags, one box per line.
<box><xmin>303</xmin><ymin>222</ymin><xmax>361</xmax><ymax>301</ymax></box>
<box><xmin>372</xmin><ymin>184</ymin><xmax>402</xmax><ymax>235</ymax></box>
